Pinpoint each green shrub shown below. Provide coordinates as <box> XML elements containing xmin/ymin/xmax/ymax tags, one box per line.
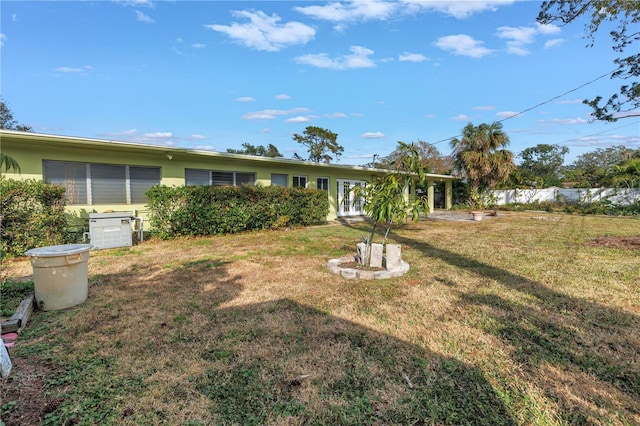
<box><xmin>0</xmin><ymin>178</ymin><xmax>69</xmax><ymax>258</ymax></box>
<box><xmin>497</xmin><ymin>199</ymin><xmax>640</xmax><ymax>216</ymax></box>
<box><xmin>146</xmin><ymin>185</ymin><xmax>329</xmax><ymax>239</ymax></box>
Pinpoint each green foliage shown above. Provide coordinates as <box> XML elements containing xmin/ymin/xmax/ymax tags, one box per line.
<box><xmin>377</xmin><ymin>140</ymin><xmax>453</xmax><ymax>174</ymax></box>
<box><xmin>145</xmin><ymin>184</ymin><xmax>329</xmax><ymax>239</ymax></box>
<box><xmin>0</xmin><ymin>178</ymin><xmax>69</xmax><ymax>258</ymax></box>
<box><xmin>538</xmin><ymin>1</ymin><xmax>639</xmax><ymax>121</ymax></box>
<box><xmin>451</xmin><ymin>122</ymin><xmax>515</xmax><ymax>193</ymax></box>
<box><xmin>292</xmin><ymin>126</ymin><xmax>344</xmax><ymax>163</ymax></box>
<box><xmin>353</xmin><ymin>142</ymin><xmax>430</xmax><ymax>265</ymax></box>
<box><xmin>516</xmin><ymin>143</ymin><xmax>568</xmax><ymax>188</ymax></box>
<box><xmin>0</xmin><ymin>96</ymin><xmax>33</xmax><ymax>131</ymax></box>
<box><xmin>227</xmin><ymin>142</ymin><xmax>283</xmax><ymax>158</ymax></box>
<box><xmin>1</xmin><ymin>153</ymin><xmax>21</xmax><ymax>173</ymax></box>
<box><xmin>0</xmin><ymin>279</ymin><xmax>34</xmax><ymax>317</ymax></box>
<box><xmin>564</xmin><ymin>146</ymin><xmax>638</xmax><ymax>188</ymax></box>
<box><xmin>498</xmin><ymin>199</ymin><xmax>640</xmax><ymax>216</ymax></box>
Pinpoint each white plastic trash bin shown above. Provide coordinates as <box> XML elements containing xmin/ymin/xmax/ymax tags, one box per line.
<box><xmin>25</xmin><ymin>244</ymin><xmax>92</xmax><ymax>311</ymax></box>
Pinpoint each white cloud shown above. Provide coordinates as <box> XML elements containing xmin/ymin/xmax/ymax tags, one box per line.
<box><xmin>545</xmin><ymin>38</ymin><xmax>565</xmax><ymax>49</ymax></box>
<box><xmin>206</xmin><ymin>10</ymin><xmax>315</xmax><ymax>52</ymax></box>
<box><xmin>399</xmin><ymin>52</ymin><xmax>427</xmax><ymax>62</ymax></box>
<box><xmin>191</xmin><ymin>43</ymin><xmax>206</xmax><ymax>49</ymax></box>
<box><xmin>552</xmin><ymin>117</ymin><xmax>588</xmax><ymax>124</ymax></box>
<box><xmin>497</xmin><ymin>23</ymin><xmax>563</xmax><ymax>56</ymax></box>
<box><xmin>424</xmin><ymin>114</ymin><xmax>437</xmax><ymax>119</ymax></box>
<box><xmin>496</xmin><ymin>26</ymin><xmax>537</xmax><ymax>44</ymax></box>
<box><xmin>135</xmin><ymin>10</ymin><xmax>154</xmax><ymax>23</ymax></box>
<box><xmin>326</xmin><ymin>112</ymin><xmax>348</xmax><ymax>118</ymax></box>
<box><xmin>434</xmin><ymin>35</ymin><xmax>493</xmax><ymax>58</ymax></box>
<box><xmin>242</xmin><ymin>107</ymin><xmax>312</xmax><ymax>120</ymax></box>
<box><xmin>189</xmin><ymin>134</ymin><xmax>207</xmax><ymax>140</ymax></box>
<box><xmin>102</xmin><ymin>128</ymin><xmax>139</xmax><ymax>138</ymax></box>
<box><xmin>194</xmin><ymin>145</ymin><xmax>216</xmax><ymax>151</ymax></box>
<box><xmin>557</xmin><ymin>99</ymin><xmax>584</xmax><ymax>105</ymax></box>
<box><xmin>142</xmin><ymin>131</ymin><xmax>172</xmax><ymax>138</ymax></box>
<box><xmin>536</xmin><ymin>23</ymin><xmax>561</xmax><ymax>35</ymax></box>
<box><xmin>452</xmin><ymin>114</ymin><xmax>470</xmax><ymax>121</ymax></box>
<box><xmin>55</xmin><ymin>65</ymin><xmax>93</xmax><ymax>74</ymax></box>
<box><xmin>100</xmin><ymin>128</ymin><xmax>176</xmax><ymax>146</ymax></box>
<box><xmin>496</xmin><ymin>111</ymin><xmax>520</xmax><ymax>119</ymax></box>
<box><xmin>401</xmin><ymin>0</ymin><xmax>515</xmax><ymax>19</ymax></box>
<box><xmin>294</xmin><ymin>0</ymin><xmax>397</xmax><ymax>24</ymax></box>
<box><xmin>362</xmin><ymin>131</ymin><xmax>385</xmax><ymax>139</ymax></box>
<box><xmin>236</xmin><ymin>96</ymin><xmax>255</xmax><ymax>102</ymax></box>
<box><xmin>0</xmin><ymin>34</ymin><xmax>6</xmax><ymax>47</ymax></box>
<box><xmin>295</xmin><ymin>45</ymin><xmax>376</xmax><ymax>70</ymax></box>
<box><xmin>114</xmin><ymin>0</ymin><xmax>154</xmax><ymax>7</ymax></box>
<box><xmin>473</xmin><ymin>105</ymin><xmax>495</xmax><ymax>111</ymax></box>
<box><xmin>12</xmin><ymin>14</ymin><xmax>17</xmax><ymax>21</ymax></box>
<box><xmin>285</xmin><ymin>116</ymin><xmax>311</xmax><ymax>123</ymax></box>
<box><xmin>275</xmin><ymin>94</ymin><xmax>291</xmax><ymax>100</ymax></box>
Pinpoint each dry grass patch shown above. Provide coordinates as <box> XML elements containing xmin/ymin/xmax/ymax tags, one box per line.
<box><xmin>1</xmin><ymin>212</ymin><xmax>638</xmax><ymax>425</ymax></box>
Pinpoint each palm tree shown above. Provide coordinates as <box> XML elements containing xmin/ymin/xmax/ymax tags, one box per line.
<box><xmin>1</xmin><ymin>153</ymin><xmax>20</xmax><ymax>173</ymax></box>
<box><xmin>450</xmin><ymin>122</ymin><xmax>515</xmax><ymax>194</ymax></box>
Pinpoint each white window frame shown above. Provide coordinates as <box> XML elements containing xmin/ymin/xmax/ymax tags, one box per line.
<box><xmin>293</xmin><ymin>175</ymin><xmax>308</xmax><ymax>188</ymax></box>
<box><xmin>317</xmin><ymin>177</ymin><xmax>329</xmax><ymax>191</ymax></box>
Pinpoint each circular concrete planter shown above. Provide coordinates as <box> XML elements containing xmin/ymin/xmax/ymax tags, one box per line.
<box><xmin>327</xmin><ymin>256</ymin><xmax>410</xmax><ymax>280</ymax></box>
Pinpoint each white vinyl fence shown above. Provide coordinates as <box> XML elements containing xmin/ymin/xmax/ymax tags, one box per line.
<box><xmin>491</xmin><ymin>188</ymin><xmax>640</xmax><ymax>206</ymax></box>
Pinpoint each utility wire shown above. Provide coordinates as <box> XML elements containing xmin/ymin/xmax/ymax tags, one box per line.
<box><xmin>428</xmin><ymin>68</ymin><xmax>618</xmax><ymax>147</ymax></box>
<box><xmin>562</xmin><ymin>120</ymin><xmax>640</xmax><ymax>143</ymax></box>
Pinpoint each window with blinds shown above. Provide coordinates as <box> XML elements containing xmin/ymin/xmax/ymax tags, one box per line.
<box><xmin>43</xmin><ymin>160</ymin><xmax>160</xmax><ymax>205</ymax></box>
<box><xmin>185</xmin><ymin>169</ymin><xmax>256</xmax><ymax>187</ymax></box>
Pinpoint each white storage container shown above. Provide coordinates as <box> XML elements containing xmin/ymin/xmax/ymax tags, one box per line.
<box><xmin>25</xmin><ymin>244</ymin><xmax>92</xmax><ymax>311</ymax></box>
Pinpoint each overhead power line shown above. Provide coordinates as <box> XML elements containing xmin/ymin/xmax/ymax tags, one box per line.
<box><xmin>429</xmin><ymin>68</ymin><xmax>618</xmax><ymax>147</ymax></box>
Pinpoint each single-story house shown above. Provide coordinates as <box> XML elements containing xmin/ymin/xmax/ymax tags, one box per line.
<box><xmin>1</xmin><ymin>130</ymin><xmax>454</xmax><ymax>221</ymax></box>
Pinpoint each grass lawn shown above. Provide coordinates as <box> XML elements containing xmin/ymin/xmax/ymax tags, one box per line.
<box><xmin>1</xmin><ymin>211</ymin><xmax>639</xmax><ymax>425</ymax></box>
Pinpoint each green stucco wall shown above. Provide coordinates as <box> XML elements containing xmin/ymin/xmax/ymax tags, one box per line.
<box><xmin>1</xmin><ymin>131</ymin><xmax>455</xmax><ymax>222</ymax></box>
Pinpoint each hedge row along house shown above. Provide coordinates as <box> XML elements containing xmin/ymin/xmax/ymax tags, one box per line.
<box><xmin>1</xmin><ymin>130</ymin><xmax>454</xmax><ymax>223</ymax></box>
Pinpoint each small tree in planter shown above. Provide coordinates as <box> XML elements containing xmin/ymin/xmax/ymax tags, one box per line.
<box><xmin>352</xmin><ymin>142</ymin><xmax>430</xmax><ymax>267</ymax></box>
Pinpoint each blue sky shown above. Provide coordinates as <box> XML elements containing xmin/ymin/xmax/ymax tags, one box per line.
<box><xmin>2</xmin><ymin>0</ymin><xmax>639</xmax><ymax>165</ymax></box>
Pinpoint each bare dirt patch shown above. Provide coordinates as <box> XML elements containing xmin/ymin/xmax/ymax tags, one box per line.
<box><xmin>588</xmin><ymin>235</ymin><xmax>640</xmax><ymax>250</ymax></box>
<box><xmin>1</xmin><ymin>357</ymin><xmax>63</xmax><ymax>426</ymax></box>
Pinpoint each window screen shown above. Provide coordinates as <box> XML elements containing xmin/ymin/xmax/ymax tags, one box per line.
<box><xmin>317</xmin><ymin>177</ymin><xmax>329</xmax><ymax>191</ymax></box>
<box><xmin>211</xmin><ymin>171</ymin><xmax>235</xmax><ymax>186</ymax></box>
<box><xmin>130</xmin><ymin>166</ymin><xmax>161</xmax><ymax>203</ymax></box>
<box><xmin>91</xmin><ymin>164</ymin><xmax>127</xmax><ymax>204</ymax></box>
<box><xmin>293</xmin><ymin>176</ymin><xmax>307</xmax><ymax>188</ymax></box>
<box><xmin>236</xmin><ymin>172</ymin><xmax>256</xmax><ymax>186</ymax></box>
<box><xmin>271</xmin><ymin>173</ymin><xmax>287</xmax><ymax>187</ymax></box>
<box><xmin>185</xmin><ymin>169</ymin><xmax>211</xmax><ymax>186</ymax></box>
<box><xmin>185</xmin><ymin>169</ymin><xmax>255</xmax><ymax>186</ymax></box>
<box><xmin>43</xmin><ymin>160</ymin><xmax>160</xmax><ymax>205</ymax></box>
<box><xmin>43</xmin><ymin>160</ymin><xmax>88</xmax><ymax>205</ymax></box>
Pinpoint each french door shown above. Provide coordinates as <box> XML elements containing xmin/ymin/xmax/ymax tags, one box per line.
<box><xmin>337</xmin><ymin>179</ymin><xmax>366</xmax><ymax>216</ymax></box>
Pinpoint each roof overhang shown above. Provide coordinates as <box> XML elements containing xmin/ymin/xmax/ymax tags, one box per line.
<box><xmin>0</xmin><ymin>129</ymin><xmax>457</xmax><ymax>180</ymax></box>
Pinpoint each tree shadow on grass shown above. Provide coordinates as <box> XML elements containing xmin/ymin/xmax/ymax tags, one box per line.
<box><xmin>196</xmin><ymin>298</ymin><xmax>515</xmax><ymax>426</ymax></box>
<box><xmin>391</xmin><ymin>232</ymin><xmax>640</xmax><ymax>422</ymax></box>
<box><xmin>5</xmin><ymin>251</ymin><xmax>516</xmax><ymax>425</ymax></box>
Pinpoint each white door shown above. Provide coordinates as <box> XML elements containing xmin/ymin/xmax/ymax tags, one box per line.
<box><xmin>337</xmin><ymin>179</ymin><xmax>366</xmax><ymax>217</ymax></box>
